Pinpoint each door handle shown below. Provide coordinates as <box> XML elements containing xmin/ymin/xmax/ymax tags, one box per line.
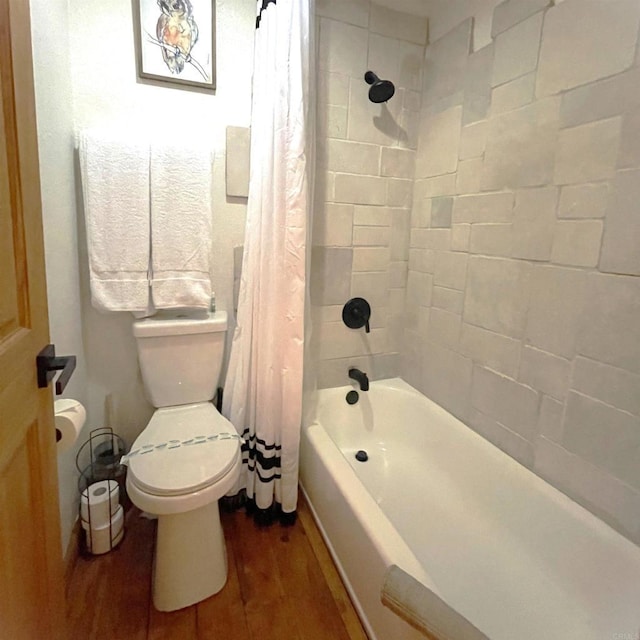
<box><xmin>36</xmin><ymin>344</ymin><xmax>77</xmax><ymax>395</ymax></box>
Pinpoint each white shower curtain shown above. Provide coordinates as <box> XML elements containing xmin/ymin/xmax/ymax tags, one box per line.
<box><xmin>222</xmin><ymin>0</ymin><xmax>312</xmax><ymax>521</ymax></box>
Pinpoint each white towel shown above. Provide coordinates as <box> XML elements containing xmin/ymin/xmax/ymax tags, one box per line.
<box><xmin>150</xmin><ymin>143</ymin><xmax>213</xmax><ymax>309</ymax></box>
<box><xmin>79</xmin><ymin>129</ymin><xmax>151</xmax><ymax>313</ymax></box>
<box><xmin>382</xmin><ymin>565</ymin><xmax>490</xmax><ymax>640</ymax></box>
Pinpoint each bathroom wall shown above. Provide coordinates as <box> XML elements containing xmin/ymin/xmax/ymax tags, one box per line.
<box><xmin>414</xmin><ymin>0</ymin><xmax>502</xmax><ymax>49</ymax></box>
<box><xmin>311</xmin><ymin>0</ymin><xmax>427</xmax><ymax>388</ymax></box>
<box><xmin>404</xmin><ymin>0</ymin><xmax>640</xmax><ymax>543</ymax></box>
<box><xmin>68</xmin><ymin>0</ymin><xmax>255</xmax><ymax>446</ymax></box>
<box><xmin>30</xmin><ymin>0</ymin><xmax>256</xmax><ymax>553</ymax></box>
<box><xmin>30</xmin><ymin>0</ymin><xmax>90</xmax><ymax>553</ymax></box>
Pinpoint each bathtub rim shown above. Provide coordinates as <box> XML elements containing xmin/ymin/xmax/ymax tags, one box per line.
<box><xmin>312</xmin><ymin>377</ymin><xmax>640</xmax><ymax>556</ymax></box>
<box><xmin>300</xmin><ymin>398</ymin><xmax>442</xmax><ymax>640</ymax></box>
<box><xmin>300</xmin><ymin>421</ymin><xmax>430</xmax><ymax>640</ymax></box>
<box><xmin>299</xmin><ymin>483</ymin><xmax>376</xmax><ymax>639</ymax></box>
<box><xmin>302</xmin><ymin>420</ymin><xmax>436</xmax><ymax>590</ymax></box>
<box><xmin>304</xmin><ymin>376</ymin><xmax>640</xmax><ymax>640</ymax></box>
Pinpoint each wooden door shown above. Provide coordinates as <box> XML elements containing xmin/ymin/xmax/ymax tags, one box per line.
<box><xmin>0</xmin><ymin>0</ymin><xmax>66</xmax><ymax>638</ymax></box>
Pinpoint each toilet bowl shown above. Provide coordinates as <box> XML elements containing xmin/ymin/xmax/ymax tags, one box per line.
<box><xmin>127</xmin><ymin>310</ymin><xmax>240</xmax><ymax>611</ymax></box>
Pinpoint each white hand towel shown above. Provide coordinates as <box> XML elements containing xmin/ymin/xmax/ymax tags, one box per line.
<box><xmin>150</xmin><ymin>143</ymin><xmax>213</xmax><ymax>309</ymax></box>
<box><xmin>79</xmin><ymin>129</ymin><xmax>151</xmax><ymax>313</ymax></box>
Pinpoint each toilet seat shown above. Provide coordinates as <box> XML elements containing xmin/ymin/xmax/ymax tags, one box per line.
<box><xmin>127</xmin><ymin>403</ymin><xmax>240</xmax><ymax>497</ymax></box>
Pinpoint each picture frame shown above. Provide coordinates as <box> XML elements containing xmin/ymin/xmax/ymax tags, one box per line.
<box><xmin>132</xmin><ymin>0</ymin><xmax>216</xmax><ymax>91</ymax></box>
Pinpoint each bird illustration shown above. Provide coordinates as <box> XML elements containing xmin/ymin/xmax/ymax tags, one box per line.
<box><xmin>156</xmin><ymin>0</ymin><xmax>199</xmax><ymax>76</ymax></box>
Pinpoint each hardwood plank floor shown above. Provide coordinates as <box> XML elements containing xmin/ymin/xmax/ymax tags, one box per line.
<box><xmin>66</xmin><ymin>493</ymin><xmax>368</xmax><ymax>640</ymax></box>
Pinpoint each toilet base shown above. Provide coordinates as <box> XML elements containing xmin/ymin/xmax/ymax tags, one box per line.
<box><xmin>153</xmin><ymin>500</ymin><xmax>227</xmax><ymax>611</ymax></box>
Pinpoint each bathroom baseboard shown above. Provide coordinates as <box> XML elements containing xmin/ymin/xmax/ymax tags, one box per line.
<box><xmin>64</xmin><ymin>518</ymin><xmax>81</xmax><ymax>593</ymax></box>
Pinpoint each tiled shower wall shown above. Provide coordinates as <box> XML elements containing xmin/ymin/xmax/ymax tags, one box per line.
<box><xmin>404</xmin><ymin>0</ymin><xmax>640</xmax><ymax>543</ymax></box>
<box><xmin>310</xmin><ymin>1</ymin><xmax>427</xmax><ymax>388</ymax></box>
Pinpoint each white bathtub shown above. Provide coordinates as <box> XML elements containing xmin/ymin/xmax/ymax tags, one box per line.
<box><xmin>300</xmin><ymin>378</ymin><xmax>640</xmax><ymax>640</ymax></box>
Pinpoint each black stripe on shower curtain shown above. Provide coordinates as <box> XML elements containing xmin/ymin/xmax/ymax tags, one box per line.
<box><xmin>219</xmin><ymin>427</ymin><xmax>293</xmax><ymax>527</ymax></box>
<box><xmin>239</xmin><ymin>428</ymin><xmax>283</xmax><ymax>480</ymax></box>
<box><xmin>256</xmin><ymin>0</ymin><xmax>276</xmax><ymax>29</ymax></box>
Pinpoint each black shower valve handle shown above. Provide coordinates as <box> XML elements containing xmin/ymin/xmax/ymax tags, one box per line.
<box><xmin>352</xmin><ymin>305</ymin><xmax>370</xmax><ymax>332</ymax></box>
<box><xmin>342</xmin><ymin>297</ymin><xmax>372</xmax><ymax>333</ymax></box>
<box><xmin>353</xmin><ymin>303</ymin><xmax>370</xmax><ymax>332</ymax></box>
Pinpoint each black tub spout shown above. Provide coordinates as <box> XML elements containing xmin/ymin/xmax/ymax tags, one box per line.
<box><xmin>349</xmin><ymin>368</ymin><xmax>369</xmax><ymax>391</ymax></box>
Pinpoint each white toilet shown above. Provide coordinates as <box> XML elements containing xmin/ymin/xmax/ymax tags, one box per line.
<box><xmin>126</xmin><ymin>309</ymin><xmax>241</xmax><ymax>612</ymax></box>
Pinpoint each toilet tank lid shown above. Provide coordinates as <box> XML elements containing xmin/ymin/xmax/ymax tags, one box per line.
<box><xmin>133</xmin><ymin>310</ymin><xmax>227</xmax><ymax>338</ymax></box>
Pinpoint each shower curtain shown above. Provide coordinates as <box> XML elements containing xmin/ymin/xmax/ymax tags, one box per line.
<box><xmin>222</xmin><ymin>0</ymin><xmax>313</xmax><ymax>523</ymax></box>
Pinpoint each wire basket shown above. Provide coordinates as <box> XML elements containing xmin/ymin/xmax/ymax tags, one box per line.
<box><xmin>76</xmin><ymin>428</ymin><xmax>128</xmax><ymax>555</ymax></box>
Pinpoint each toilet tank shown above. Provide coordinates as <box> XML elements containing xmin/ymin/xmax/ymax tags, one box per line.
<box><xmin>133</xmin><ymin>310</ymin><xmax>228</xmax><ymax>408</ymax></box>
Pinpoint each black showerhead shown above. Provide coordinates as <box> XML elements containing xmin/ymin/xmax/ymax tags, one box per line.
<box><xmin>364</xmin><ymin>70</ymin><xmax>395</xmax><ymax>103</ymax></box>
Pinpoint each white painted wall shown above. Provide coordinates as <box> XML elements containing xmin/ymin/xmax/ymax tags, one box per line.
<box><xmin>30</xmin><ymin>0</ymin><xmax>90</xmax><ymax>553</ymax></box>
<box><xmin>30</xmin><ymin>0</ymin><xmax>255</xmax><ymax>553</ymax></box>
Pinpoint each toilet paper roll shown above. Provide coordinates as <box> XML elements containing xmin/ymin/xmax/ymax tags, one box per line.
<box><xmin>84</xmin><ymin>504</ymin><xmax>124</xmax><ymax>555</ymax></box>
<box><xmin>80</xmin><ymin>480</ymin><xmax>120</xmax><ymax>528</ymax></box>
<box><xmin>54</xmin><ymin>399</ymin><xmax>86</xmax><ymax>454</ymax></box>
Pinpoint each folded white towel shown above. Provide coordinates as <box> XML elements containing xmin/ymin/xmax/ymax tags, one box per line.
<box><xmin>150</xmin><ymin>143</ymin><xmax>213</xmax><ymax>309</ymax></box>
<box><xmin>79</xmin><ymin>129</ymin><xmax>151</xmax><ymax>313</ymax></box>
<box><xmin>382</xmin><ymin>565</ymin><xmax>490</xmax><ymax>640</ymax></box>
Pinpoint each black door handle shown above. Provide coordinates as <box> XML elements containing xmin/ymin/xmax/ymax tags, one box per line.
<box><xmin>36</xmin><ymin>344</ymin><xmax>77</xmax><ymax>395</ymax></box>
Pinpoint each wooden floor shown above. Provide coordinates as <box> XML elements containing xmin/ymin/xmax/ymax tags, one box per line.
<box><xmin>66</xmin><ymin>494</ymin><xmax>368</xmax><ymax>640</ymax></box>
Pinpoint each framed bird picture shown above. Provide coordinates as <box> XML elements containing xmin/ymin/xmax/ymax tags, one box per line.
<box><xmin>132</xmin><ymin>0</ymin><xmax>216</xmax><ymax>91</ymax></box>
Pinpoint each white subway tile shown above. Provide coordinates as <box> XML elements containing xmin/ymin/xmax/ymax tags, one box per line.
<box><xmin>312</xmin><ymin>203</ymin><xmax>353</xmax><ymax>247</ymax></box>
<box><xmin>433</xmin><ymin>251</ymin><xmax>468</xmax><ymax>290</ymax></box>
<box><xmin>471</xmin><ymin>365</ymin><xmax>540</xmax><ymax>440</ymax></box>
<box><xmin>324</xmin><ymin>139</ymin><xmax>381</xmax><ymax>175</ymax></box>
<box><xmin>537</xmin><ymin>396</ymin><xmax>564</xmax><ymax>442</ymax></box>
<box><xmin>576</xmin><ymin>273</ymin><xmax>640</xmax><ymax>374</ymax></box>
<box><xmin>600</xmin><ymin>169</ymin><xmax>640</xmax><ymax>276</ymax></box>
<box><xmin>572</xmin><ymin>357</ymin><xmax>640</xmax><ymax>417</ymax></box>
<box><xmin>353</xmin><ymin>205</ymin><xmax>391</xmax><ymax>227</ymax></box>
<box><xmin>492</xmin><ymin>0</ymin><xmax>549</xmax><ymax>37</ymax></box>
<box><xmin>452</xmin><ymin>192</ymin><xmax>515</xmax><ymax>223</ymax></box>
<box><xmin>491</xmin><ymin>12</ymin><xmax>543</xmax><ymax>88</ymax></box>
<box><xmin>525</xmin><ymin>265</ymin><xmax>588</xmax><ymax>359</ymax></box>
<box><xmin>432</xmin><ymin>286</ymin><xmax>464</xmax><ymax>315</ymax></box>
<box><xmin>490</xmin><ymin>72</ymin><xmax>536</xmax><ymax>116</ymax></box>
<box><xmin>316</xmin><ymin>0</ymin><xmax>369</xmax><ymax>28</ymax></box>
<box><xmin>381</xmin><ymin>147</ymin><xmax>415</xmax><ymax>179</ymax></box>
<box><xmin>563</xmin><ymin>391</ymin><xmax>640</xmax><ymax>491</ymax></box>
<box><xmin>511</xmin><ymin>186</ymin><xmax>558</xmax><ymax>260</ymax></box>
<box><xmin>464</xmin><ymin>257</ymin><xmax>531</xmax><ymax>338</ymax></box>
<box><xmin>353</xmin><ymin>225</ymin><xmax>390</xmax><ymax>246</ymax></box>
<box><xmin>459</xmin><ymin>121</ymin><xmax>488</xmax><ymax>160</ymax></box>
<box><xmin>554</xmin><ymin>117</ymin><xmax>621</xmax><ymax>185</ymax></box>
<box><xmin>482</xmin><ymin>98</ymin><xmax>560</xmax><ymax>190</ymax></box>
<box><xmin>455</xmin><ymin>158</ymin><xmax>483</xmax><ymax>195</ymax></box>
<box><xmin>519</xmin><ymin>346</ymin><xmax>571</xmax><ymax>401</ymax></box>
<box><xmin>557</xmin><ymin>183</ymin><xmax>609</xmax><ymax>219</ymax></box>
<box><xmin>550</xmin><ymin>220</ymin><xmax>603</xmax><ymax>268</ymax></box>
<box><xmin>415</xmin><ymin>105</ymin><xmax>463</xmax><ymax>178</ymax></box>
<box><xmin>352</xmin><ymin>247</ymin><xmax>390</xmax><ymax>272</ymax></box>
<box><xmin>469</xmin><ymin>223</ymin><xmax>514</xmax><ymax>257</ymax></box>
<box><xmin>334</xmin><ymin>174</ymin><xmax>387</xmax><ymax>205</ymax></box>
<box><xmin>369</xmin><ymin>4</ymin><xmax>428</xmax><ymax>45</ymax></box>
<box><xmin>318</xmin><ymin>18</ymin><xmax>368</xmax><ymax>78</ymax></box>
<box><xmin>459</xmin><ymin>322</ymin><xmax>521</xmax><ymax>378</ymax></box>
<box><xmin>536</xmin><ymin>0</ymin><xmax>640</xmax><ymax>97</ymax></box>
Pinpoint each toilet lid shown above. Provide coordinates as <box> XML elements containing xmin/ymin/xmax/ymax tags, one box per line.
<box><xmin>127</xmin><ymin>403</ymin><xmax>241</xmax><ymax>497</ymax></box>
